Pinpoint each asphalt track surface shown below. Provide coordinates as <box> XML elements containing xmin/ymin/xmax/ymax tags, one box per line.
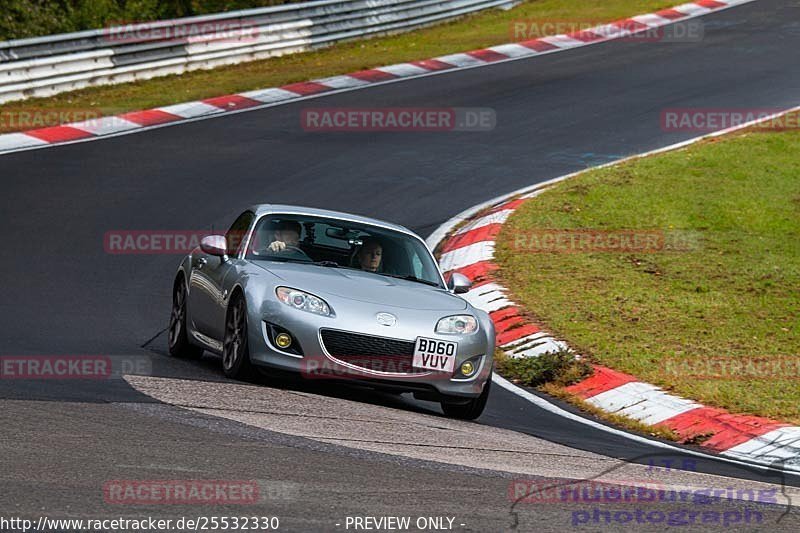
<box><xmin>2</xmin><ymin>0</ymin><xmax>800</xmax><ymax>529</ymax></box>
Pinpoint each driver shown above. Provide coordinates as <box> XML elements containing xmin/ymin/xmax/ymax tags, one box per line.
<box><xmin>356</xmin><ymin>238</ymin><xmax>383</xmax><ymax>272</ymax></box>
<box><xmin>266</xmin><ymin>220</ymin><xmax>311</xmax><ymax>261</ymax></box>
<box><xmin>268</xmin><ymin>220</ymin><xmax>301</xmax><ymax>252</ymax></box>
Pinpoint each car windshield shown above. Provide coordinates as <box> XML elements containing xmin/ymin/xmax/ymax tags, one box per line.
<box><xmin>245</xmin><ymin>214</ymin><xmax>444</xmax><ymax>288</ymax></box>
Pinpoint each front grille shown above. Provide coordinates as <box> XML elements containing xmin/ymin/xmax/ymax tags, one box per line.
<box><xmin>319</xmin><ymin>329</ymin><xmax>422</xmax><ymax>374</ymax></box>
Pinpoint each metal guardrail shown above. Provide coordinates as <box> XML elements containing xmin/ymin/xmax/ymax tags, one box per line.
<box><xmin>0</xmin><ymin>0</ymin><xmax>518</xmax><ymax>104</ymax></box>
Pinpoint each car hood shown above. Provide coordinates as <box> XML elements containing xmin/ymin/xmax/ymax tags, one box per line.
<box><xmin>252</xmin><ymin>261</ymin><xmax>467</xmax><ymax>311</ymax></box>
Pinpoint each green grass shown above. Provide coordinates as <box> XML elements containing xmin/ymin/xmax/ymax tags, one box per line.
<box><xmin>495</xmin><ymin>124</ymin><xmax>800</xmax><ymax>423</ymax></box>
<box><xmin>0</xmin><ymin>0</ymin><xmax>674</xmax><ymax>133</ymax></box>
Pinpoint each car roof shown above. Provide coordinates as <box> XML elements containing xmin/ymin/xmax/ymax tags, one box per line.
<box><xmin>248</xmin><ymin>204</ymin><xmax>416</xmax><ymax>237</ymax></box>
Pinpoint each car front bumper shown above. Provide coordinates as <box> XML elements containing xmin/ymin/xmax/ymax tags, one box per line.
<box><xmin>247</xmin><ymin>299</ymin><xmax>494</xmax><ymax>398</ymax></box>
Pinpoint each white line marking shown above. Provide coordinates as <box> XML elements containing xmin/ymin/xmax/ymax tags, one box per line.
<box><xmin>69</xmin><ymin>116</ymin><xmax>140</xmax><ymax>136</ymax></box>
<box><xmin>487</xmin><ymin>43</ymin><xmax>537</xmax><ymax>58</ymax></box>
<box><xmin>454</xmin><ymin>209</ymin><xmax>514</xmax><ymax>234</ymax></box>
<box><xmin>508</xmin><ymin>338</ymin><xmax>569</xmax><ymax>358</ymax></box>
<box><xmin>0</xmin><ymin>133</ymin><xmax>47</xmax><ymax>150</ymax></box>
<box><xmin>459</xmin><ymin>282</ymin><xmax>513</xmax><ymax>312</ymax></box>
<box><xmin>673</xmin><ymin>3</ymin><xmax>713</xmax><ymax>16</ymax></box>
<box><xmin>501</xmin><ymin>331</ymin><xmax>549</xmax><ymax>350</ymax></box>
<box><xmin>722</xmin><ymin>427</ymin><xmax>800</xmax><ymax>466</ymax></box>
<box><xmin>374</xmin><ymin>63</ymin><xmax>430</xmax><ymax>77</ymax></box>
<box><xmin>312</xmin><ymin>75</ymin><xmax>369</xmax><ymax>89</ymax></box>
<box><xmin>631</xmin><ymin>14</ymin><xmax>675</xmax><ymax>27</ymax></box>
<box><xmin>591</xmin><ymin>23</ymin><xmax>633</xmax><ymax>39</ymax></box>
<box><xmin>239</xmin><ymin>87</ymin><xmax>299</xmax><ymax>103</ymax></box>
<box><xmin>587</xmin><ymin>382</ymin><xmax>701</xmax><ymax>425</ymax></box>
<box><xmin>158</xmin><ymin>101</ymin><xmax>223</xmax><ymax>118</ymax></box>
<box><xmin>539</xmin><ymin>35</ymin><xmax>587</xmax><ymax>48</ymax></box>
<box><xmin>438</xmin><ymin>241</ymin><xmax>495</xmax><ymax>271</ymax></box>
<box><xmin>434</xmin><ymin>53</ymin><xmax>486</xmax><ymax>68</ymax></box>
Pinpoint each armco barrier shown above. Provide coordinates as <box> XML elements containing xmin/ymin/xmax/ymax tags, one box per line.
<box><xmin>0</xmin><ymin>0</ymin><xmax>517</xmax><ymax>103</ymax></box>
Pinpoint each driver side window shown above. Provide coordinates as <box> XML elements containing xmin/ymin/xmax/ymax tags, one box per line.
<box><xmin>225</xmin><ymin>211</ymin><xmax>255</xmax><ymax>256</ymax></box>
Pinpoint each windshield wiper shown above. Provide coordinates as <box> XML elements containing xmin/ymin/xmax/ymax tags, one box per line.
<box><xmin>312</xmin><ymin>261</ymin><xmax>340</xmax><ymax>267</ymax></box>
<box><xmin>380</xmin><ymin>273</ymin><xmax>441</xmax><ymax>288</ymax></box>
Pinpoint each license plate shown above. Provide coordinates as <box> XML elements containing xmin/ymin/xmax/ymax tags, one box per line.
<box><xmin>412</xmin><ymin>337</ymin><xmax>457</xmax><ymax>372</ymax></box>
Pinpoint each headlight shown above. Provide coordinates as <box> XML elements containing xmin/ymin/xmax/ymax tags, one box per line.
<box><xmin>435</xmin><ymin>315</ymin><xmax>478</xmax><ymax>335</ymax></box>
<box><xmin>276</xmin><ymin>287</ymin><xmax>331</xmax><ymax>316</ymax></box>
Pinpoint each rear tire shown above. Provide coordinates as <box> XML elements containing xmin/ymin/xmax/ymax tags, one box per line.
<box><xmin>222</xmin><ymin>293</ymin><xmax>256</xmax><ymax>381</ymax></box>
<box><xmin>440</xmin><ymin>377</ymin><xmax>491</xmax><ymax>420</ymax></box>
<box><xmin>168</xmin><ymin>277</ymin><xmax>203</xmax><ymax>359</ymax></box>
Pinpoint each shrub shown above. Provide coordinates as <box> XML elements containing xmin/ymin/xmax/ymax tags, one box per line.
<box><xmin>0</xmin><ymin>0</ymin><xmax>300</xmax><ymax>41</ymax></box>
<box><xmin>495</xmin><ymin>349</ymin><xmax>593</xmax><ymax>387</ymax></box>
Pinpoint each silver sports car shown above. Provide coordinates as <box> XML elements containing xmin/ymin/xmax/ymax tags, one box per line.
<box><xmin>168</xmin><ymin>205</ymin><xmax>495</xmax><ymax>419</ymax></box>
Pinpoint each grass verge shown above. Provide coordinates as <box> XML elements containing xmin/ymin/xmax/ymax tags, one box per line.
<box><xmin>494</xmin><ymin>115</ymin><xmax>800</xmax><ymax>424</ymax></box>
<box><xmin>0</xmin><ymin>0</ymin><xmax>675</xmax><ymax>134</ymax></box>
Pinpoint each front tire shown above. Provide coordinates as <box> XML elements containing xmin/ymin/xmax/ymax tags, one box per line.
<box><xmin>440</xmin><ymin>377</ymin><xmax>491</xmax><ymax>420</ymax></box>
<box><xmin>222</xmin><ymin>293</ymin><xmax>256</xmax><ymax>381</ymax></box>
<box><xmin>168</xmin><ymin>277</ymin><xmax>203</xmax><ymax>359</ymax></box>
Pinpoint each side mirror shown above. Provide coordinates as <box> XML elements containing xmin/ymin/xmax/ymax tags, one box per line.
<box><xmin>447</xmin><ymin>272</ymin><xmax>472</xmax><ymax>294</ymax></box>
<box><xmin>200</xmin><ymin>235</ymin><xmax>227</xmax><ymax>257</ymax></box>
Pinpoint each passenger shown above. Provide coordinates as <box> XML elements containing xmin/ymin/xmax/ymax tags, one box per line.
<box><xmin>356</xmin><ymin>238</ymin><xmax>383</xmax><ymax>272</ymax></box>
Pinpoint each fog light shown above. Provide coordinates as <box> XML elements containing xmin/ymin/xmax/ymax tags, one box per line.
<box><xmin>460</xmin><ymin>361</ymin><xmax>475</xmax><ymax>376</ymax></box>
<box><xmin>275</xmin><ymin>333</ymin><xmax>292</xmax><ymax>349</ymax></box>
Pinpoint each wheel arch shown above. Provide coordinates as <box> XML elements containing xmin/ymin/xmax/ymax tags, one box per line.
<box><xmin>174</xmin><ymin>256</ymin><xmax>193</xmax><ymax>292</ymax></box>
<box><xmin>228</xmin><ymin>283</ymin><xmax>247</xmax><ymax>307</ymax></box>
